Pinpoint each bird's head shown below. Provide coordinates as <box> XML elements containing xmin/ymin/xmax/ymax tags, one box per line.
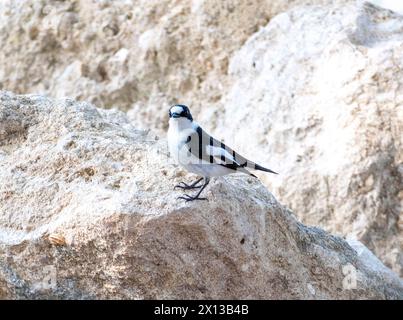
<box><xmin>169</xmin><ymin>104</ymin><xmax>193</xmax><ymax>122</ymax></box>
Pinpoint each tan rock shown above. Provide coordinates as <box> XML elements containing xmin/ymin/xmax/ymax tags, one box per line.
<box><xmin>0</xmin><ymin>92</ymin><xmax>402</xmax><ymax>299</ymax></box>
<box><xmin>208</xmin><ymin>2</ymin><xmax>403</xmax><ymax>276</ymax></box>
<box><xmin>0</xmin><ymin>0</ymin><xmax>351</xmax><ymax>134</ymax></box>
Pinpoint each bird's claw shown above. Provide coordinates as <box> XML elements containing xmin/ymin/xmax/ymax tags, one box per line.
<box><xmin>174</xmin><ymin>182</ymin><xmax>188</xmax><ymax>190</ymax></box>
<box><xmin>174</xmin><ymin>182</ymin><xmax>202</xmax><ymax>190</ymax></box>
<box><xmin>177</xmin><ymin>194</ymin><xmax>208</xmax><ymax>202</ymax></box>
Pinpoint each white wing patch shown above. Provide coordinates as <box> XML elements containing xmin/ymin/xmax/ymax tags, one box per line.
<box><xmin>206</xmin><ymin>145</ymin><xmax>238</xmax><ymax>165</ymax></box>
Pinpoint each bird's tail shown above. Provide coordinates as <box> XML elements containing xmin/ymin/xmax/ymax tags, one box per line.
<box><xmin>237</xmin><ymin>166</ymin><xmax>258</xmax><ymax>178</ymax></box>
<box><xmin>231</xmin><ymin>151</ymin><xmax>278</xmax><ymax>176</ymax></box>
<box><xmin>252</xmin><ymin>163</ymin><xmax>278</xmax><ymax>175</ymax></box>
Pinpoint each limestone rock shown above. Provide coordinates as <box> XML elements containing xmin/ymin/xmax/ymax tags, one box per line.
<box><xmin>365</xmin><ymin>0</ymin><xmax>403</xmax><ymax>15</ymax></box>
<box><xmin>0</xmin><ymin>92</ymin><xmax>402</xmax><ymax>299</ymax></box>
<box><xmin>0</xmin><ymin>0</ymin><xmax>351</xmax><ymax>133</ymax></box>
<box><xmin>207</xmin><ymin>2</ymin><xmax>403</xmax><ymax>276</ymax></box>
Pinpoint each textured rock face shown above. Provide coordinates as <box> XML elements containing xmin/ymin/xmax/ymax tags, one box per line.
<box><xmin>0</xmin><ymin>0</ymin><xmax>401</xmax><ymax>291</ymax></box>
<box><xmin>205</xmin><ymin>2</ymin><xmax>403</xmax><ymax>277</ymax></box>
<box><xmin>0</xmin><ymin>92</ymin><xmax>402</xmax><ymax>299</ymax></box>
<box><xmin>0</xmin><ymin>0</ymin><xmax>350</xmax><ymax>133</ymax></box>
<box><xmin>366</xmin><ymin>0</ymin><xmax>403</xmax><ymax>14</ymax></box>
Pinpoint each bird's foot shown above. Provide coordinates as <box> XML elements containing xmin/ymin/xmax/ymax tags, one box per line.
<box><xmin>174</xmin><ymin>181</ymin><xmax>202</xmax><ymax>190</ymax></box>
<box><xmin>177</xmin><ymin>194</ymin><xmax>208</xmax><ymax>202</ymax></box>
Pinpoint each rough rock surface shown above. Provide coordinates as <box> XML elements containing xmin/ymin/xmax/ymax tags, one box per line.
<box><xmin>0</xmin><ymin>0</ymin><xmax>401</xmax><ymax>284</ymax></box>
<box><xmin>0</xmin><ymin>92</ymin><xmax>402</xmax><ymax>299</ymax></box>
<box><xmin>0</xmin><ymin>0</ymin><xmax>351</xmax><ymax>133</ymax></box>
<box><xmin>203</xmin><ymin>2</ymin><xmax>403</xmax><ymax>276</ymax></box>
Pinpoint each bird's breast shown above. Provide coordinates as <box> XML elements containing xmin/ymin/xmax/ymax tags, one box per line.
<box><xmin>168</xmin><ymin>127</ymin><xmax>187</xmax><ymax>163</ymax></box>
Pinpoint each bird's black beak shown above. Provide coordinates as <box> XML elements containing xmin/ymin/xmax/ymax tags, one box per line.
<box><xmin>171</xmin><ymin>113</ymin><xmax>181</xmax><ymax>118</ymax></box>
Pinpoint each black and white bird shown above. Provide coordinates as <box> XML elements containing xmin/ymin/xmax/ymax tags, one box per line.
<box><xmin>168</xmin><ymin>104</ymin><xmax>277</xmax><ymax>202</ymax></box>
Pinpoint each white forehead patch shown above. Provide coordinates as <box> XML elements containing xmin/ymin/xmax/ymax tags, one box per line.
<box><xmin>170</xmin><ymin>106</ymin><xmax>184</xmax><ymax>114</ymax></box>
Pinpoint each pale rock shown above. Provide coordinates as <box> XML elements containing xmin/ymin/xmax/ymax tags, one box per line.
<box><xmin>0</xmin><ymin>92</ymin><xmax>402</xmax><ymax>299</ymax></box>
<box><xmin>366</xmin><ymin>0</ymin><xmax>403</xmax><ymax>15</ymax></box>
<box><xmin>208</xmin><ymin>3</ymin><xmax>403</xmax><ymax>276</ymax></box>
<box><xmin>0</xmin><ymin>0</ymin><xmax>351</xmax><ymax>133</ymax></box>
<box><xmin>0</xmin><ymin>0</ymin><xmax>401</xmax><ymax>282</ymax></box>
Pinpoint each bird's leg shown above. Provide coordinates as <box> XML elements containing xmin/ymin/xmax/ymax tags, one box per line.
<box><xmin>174</xmin><ymin>177</ymin><xmax>204</xmax><ymax>190</ymax></box>
<box><xmin>178</xmin><ymin>178</ymin><xmax>210</xmax><ymax>202</ymax></box>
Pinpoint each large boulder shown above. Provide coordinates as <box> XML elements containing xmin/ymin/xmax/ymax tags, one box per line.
<box><xmin>0</xmin><ymin>92</ymin><xmax>402</xmax><ymax>299</ymax></box>
<box><xmin>0</xmin><ymin>0</ymin><xmax>351</xmax><ymax>133</ymax></box>
<box><xmin>204</xmin><ymin>1</ymin><xmax>403</xmax><ymax>276</ymax></box>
